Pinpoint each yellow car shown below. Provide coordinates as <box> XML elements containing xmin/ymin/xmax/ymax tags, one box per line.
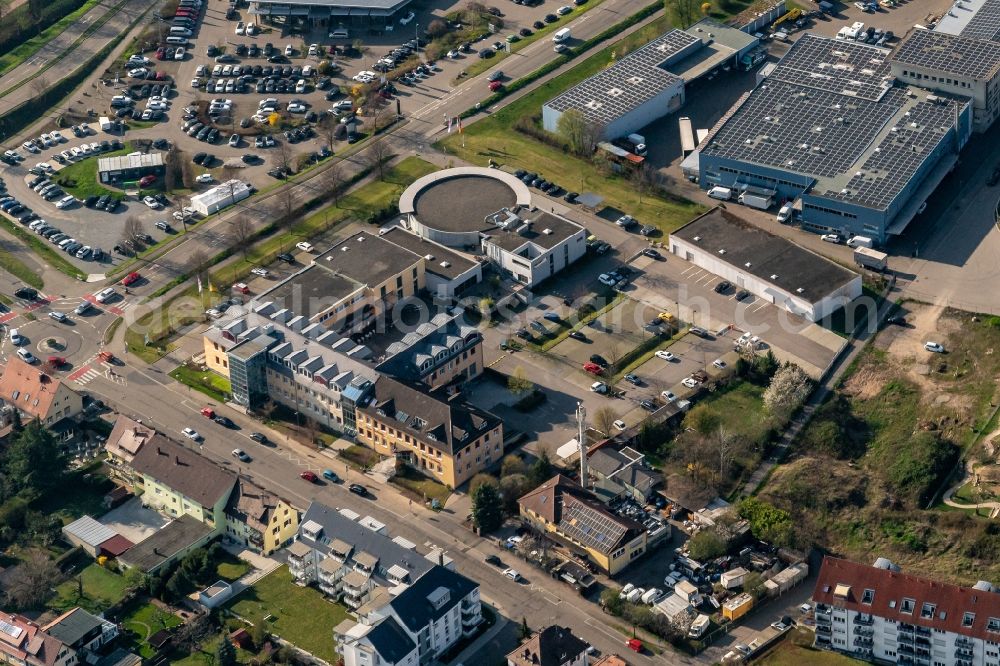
<box><xmin>657</xmin><ymin>312</ymin><xmax>675</xmax><ymax>321</ymax></box>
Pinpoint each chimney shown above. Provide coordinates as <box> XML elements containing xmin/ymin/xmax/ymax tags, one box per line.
<box><xmin>175</xmin><ymin>456</ymin><xmax>181</xmax><ymax>465</ymax></box>
<box><xmin>156</xmin><ymin>446</ymin><xmax>164</xmax><ymax>455</ymax></box>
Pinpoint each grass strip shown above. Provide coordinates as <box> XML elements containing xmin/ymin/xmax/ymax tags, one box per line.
<box><xmin>0</xmin><ymin>0</ymin><xmax>102</xmax><ymax>77</ymax></box>
<box><xmin>169</xmin><ymin>363</ymin><xmax>231</xmax><ymax>402</ymax></box>
<box><xmin>0</xmin><ymin>250</ymin><xmax>44</xmax><ymax>288</ymax></box>
<box><xmin>0</xmin><ymin>214</ymin><xmax>84</xmax><ymax>280</ymax></box>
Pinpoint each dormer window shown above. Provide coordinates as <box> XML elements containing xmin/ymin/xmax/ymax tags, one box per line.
<box><xmin>920</xmin><ymin>602</ymin><xmax>936</xmax><ymax>619</ymax></box>
<box><xmin>901</xmin><ymin>598</ymin><xmax>915</xmax><ymax>614</ymax></box>
<box><xmin>963</xmin><ymin>612</ymin><xmax>975</xmax><ymax>627</ymax></box>
<box><xmin>988</xmin><ymin>617</ymin><xmax>1000</xmax><ymax>632</ymax></box>
<box><xmin>861</xmin><ymin>589</ymin><xmax>874</xmax><ymax>605</ymax></box>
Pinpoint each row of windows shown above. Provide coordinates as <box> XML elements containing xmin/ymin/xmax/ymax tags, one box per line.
<box><xmin>901</xmin><ymin>70</ymin><xmax>973</xmax><ymax>89</ymax></box>
<box><xmin>717</xmin><ymin>165</ymin><xmax>804</xmax><ymax>190</ymax></box>
<box><xmin>803</xmin><ymin>202</ymin><xmax>860</xmax><ymax>220</ymax></box>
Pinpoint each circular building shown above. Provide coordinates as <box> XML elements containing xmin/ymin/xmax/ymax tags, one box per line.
<box><xmin>398</xmin><ymin>167</ymin><xmax>532</xmax><ymax>248</ymax></box>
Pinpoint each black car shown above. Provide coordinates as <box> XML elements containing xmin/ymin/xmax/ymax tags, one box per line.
<box><xmin>96</xmin><ymin>194</ymin><xmax>110</xmax><ymax>209</ymax></box>
<box><xmin>514</xmin><ymin>169</ymin><xmax>526</xmax><ymax>178</ymax></box>
<box><xmin>13</xmin><ymin>287</ymin><xmax>37</xmax><ymax>300</ymax></box>
<box><xmin>348</xmin><ymin>483</ymin><xmax>368</xmax><ymax>497</ymax></box>
<box><xmin>568</xmin><ymin>331</ymin><xmax>586</xmax><ymax>341</ymax></box>
<box><xmin>515</xmin><ymin>328</ymin><xmax>531</xmax><ymax>340</ymax></box>
<box><xmin>533</xmin><ymin>20</ymin><xmax>545</xmax><ymax>29</ymax></box>
<box><xmin>250</xmin><ymin>431</ymin><xmax>268</xmax><ymax>443</ymax></box>
<box><xmin>192</xmin><ymin>152</ymin><xmax>207</xmax><ymax>165</ymax></box>
<box><xmin>152</xmin><ymin>138</ymin><xmax>169</xmax><ymax>149</ymax></box>
<box><xmin>589</xmin><ymin>354</ymin><xmax>608</xmax><ymax>367</ymax></box>
<box><xmin>640</xmin><ymin>399</ymin><xmax>657</xmax><ymax>411</ymax></box>
<box><xmin>478</xmin><ymin>48</ymin><xmax>495</xmax><ymax>58</ymax></box>
<box><xmin>105</xmin><ymin>199</ymin><xmax>120</xmax><ymax>212</ymax></box>
<box><xmin>84</xmin><ymin>195</ymin><xmax>98</xmax><ymax>208</ymax></box>
<box><xmin>268</xmin><ymin>167</ymin><xmax>286</xmax><ymax>179</ymax></box>
<box><xmin>886</xmin><ymin>315</ymin><xmax>907</xmax><ymax>326</ymax></box>
<box><xmin>214</xmin><ymin>415</ymin><xmax>235</xmax><ymax>428</ymax></box>
<box><xmin>544</xmin><ymin>13</ymin><xmax>558</xmax><ymax>21</ymax></box>
<box><xmin>735</xmin><ymin>289</ymin><xmax>751</xmax><ymax>302</ymax></box>
<box><xmin>519</xmin><ymin>27</ymin><xmax>532</xmax><ymax>36</ymax></box>
<box><xmin>714</xmin><ymin>280</ymin><xmax>732</xmax><ymax>294</ymax></box>
<box><xmin>484</xmin><ymin>554</ymin><xmax>503</xmax><ymax>567</ymax></box>
<box><xmin>276</xmin><ymin>252</ymin><xmax>294</xmax><ymax>263</ymax></box>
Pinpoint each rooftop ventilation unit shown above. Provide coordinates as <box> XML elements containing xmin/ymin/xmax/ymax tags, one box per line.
<box><xmin>796</xmin><ymin>287</ymin><xmax>804</xmax><ymax>293</ymax></box>
<box><xmin>424</xmin><ymin>254</ymin><xmax>435</xmax><ymax>261</ymax></box>
<box><xmin>542</xmin><ymin>228</ymin><xmax>553</xmax><ymax>235</ymax></box>
<box><xmin>744</xmin><ymin>262</ymin><xmax>752</xmax><ymax>268</ymax></box>
<box><xmin>718</xmin><ymin>249</ymin><xmax>726</xmax><ymax>255</ymax></box>
<box><xmin>770</xmin><ymin>274</ymin><xmax>779</xmax><ymax>280</ymax></box>
<box><xmin>693</xmin><ymin>236</ymin><xmax>701</xmax><ymax>242</ymax></box>
<box><xmin>440</xmin><ymin>261</ymin><xmax>451</xmax><ymax>268</ymax></box>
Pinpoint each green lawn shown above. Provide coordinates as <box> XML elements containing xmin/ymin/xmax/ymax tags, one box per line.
<box><xmin>698</xmin><ymin>381</ymin><xmax>773</xmax><ymax>446</ymax></box>
<box><xmin>0</xmin><ymin>0</ymin><xmax>101</xmax><ymax>76</ymax></box>
<box><xmin>227</xmin><ymin>566</ymin><xmax>347</xmax><ymax>663</ymax></box>
<box><xmin>119</xmin><ymin>600</ymin><xmax>182</xmax><ymax>659</ymax></box>
<box><xmin>170</xmin><ymin>633</ymin><xmax>254</xmax><ymax>666</ymax></box>
<box><xmin>216</xmin><ymin>552</ymin><xmax>251</xmax><ymax>581</ymax></box>
<box><xmin>759</xmin><ymin>629</ymin><xmax>865</xmax><ymax>665</ymax></box>
<box><xmin>339</xmin><ymin>443</ymin><xmax>381</xmax><ymax>470</ymax></box>
<box><xmin>169</xmin><ymin>363</ymin><xmax>232</xmax><ymax>403</ymax></box>
<box><xmin>392</xmin><ymin>465</ymin><xmax>452</xmax><ymax>504</ymax></box>
<box><xmin>49</xmin><ymin>563</ymin><xmax>131</xmax><ymax>614</ymax></box>
<box><xmin>0</xmin><ymin>251</ymin><xmax>43</xmax><ymax>288</ymax></box>
<box><xmin>437</xmin><ymin>16</ymin><xmax>704</xmax><ymax>234</ymax></box>
<box><xmin>32</xmin><ymin>468</ymin><xmax>114</xmax><ymax>524</ymax></box>
<box><xmin>54</xmin><ymin>143</ymin><xmax>135</xmax><ymax>200</ymax></box>
<box><xmin>0</xmin><ymin>214</ymin><xmax>85</xmax><ymax>279</ymax></box>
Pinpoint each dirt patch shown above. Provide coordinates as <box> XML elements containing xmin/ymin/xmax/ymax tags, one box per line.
<box><xmin>842</xmin><ymin>362</ymin><xmax>889</xmax><ymax>401</ymax></box>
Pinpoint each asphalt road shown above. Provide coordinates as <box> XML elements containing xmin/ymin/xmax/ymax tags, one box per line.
<box><xmin>0</xmin><ymin>0</ymin><xmax>159</xmax><ymax>113</ymax></box>
<box><xmin>75</xmin><ymin>361</ymin><xmax>685</xmax><ymax>663</ymax></box>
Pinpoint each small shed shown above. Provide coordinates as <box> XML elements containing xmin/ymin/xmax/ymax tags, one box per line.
<box><xmin>62</xmin><ymin>516</ymin><xmax>118</xmax><ymax>557</ymax></box>
<box><xmin>197</xmin><ymin>580</ymin><xmax>234</xmax><ymax>609</ymax></box>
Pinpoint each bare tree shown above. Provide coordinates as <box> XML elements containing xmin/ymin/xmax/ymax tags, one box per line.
<box><xmin>4</xmin><ymin>550</ymin><xmax>58</xmax><ymax>610</ymax></box>
<box><xmin>666</xmin><ymin>0</ymin><xmax>700</xmax><ymax>28</ymax></box>
<box><xmin>365</xmin><ymin>140</ymin><xmax>392</xmax><ymax>181</ymax></box>
<box><xmin>606</xmin><ymin>342</ymin><xmax>623</xmax><ymax>374</ymax></box>
<box><xmin>631</xmin><ymin>165</ymin><xmax>659</xmax><ymax>203</ymax></box>
<box><xmin>124</xmin><ymin>215</ymin><xmax>144</xmax><ymax>241</ymax></box>
<box><xmin>279</xmin><ymin>186</ymin><xmax>296</xmax><ymax>223</ymax></box>
<box><xmin>556</xmin><ymin>108</ymin><xmax>602</xmax><ymax>157</ymax></box>
<box><xmin>593</xmin><ymin>406</ymin><xmax>619</xmax><ymax>437</ymax></box>
<box><xmin>229</xmin><ymin>215</ymin><xmax>253</xmax><ymax>258</ymax></box>
<box><xmin>507</xmin><ymin>367</ymin><xmax>533</xmax><ymax>396</ymax></box>
<box><xmin>325</xmin><ymin>160</ymin><xmax>344</xmax><ymax>206</ymax></box>
<box><xmin>319</xmin><ymin>114</ymin><xmax>338</xmax><ymax>152</ymax></box>
<box><xmin>163</xmin><ymin>146</ymin><xmax>180</xmax><ymax>192</ymax></box>
<box><xmin>370</xmin><ymin>104</ymin><xmax>391</xmax><ymax>135</ymax></box>
<box><xmin>274</xmin><ymin>141</ymin><xmax>293</xmax><ymax>175</ymax></box>
<box><xmin>187</xmin><ymin>248</ymin><xmax>210</xmax><ymax>282</ymax></box>
<box><xmin>180</xmin><ymin>157</ymin><xmax>195</xmax><ymax>188</ymax></box>
<box><xmin>173</xmin><ymin>613</ymin><xmax>214</xmax><ymax>654</ymax></box>
<box><xmin>29</xmin><ymin>75</ymin><xmax>49</xmax><ymax>101</ymax></box>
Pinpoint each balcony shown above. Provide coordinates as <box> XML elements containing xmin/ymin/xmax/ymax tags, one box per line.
<box><xmin>914</xmin><ymin>626</ymin><xmax>931</xmax><ymax>637</ymax></box>
<box><xmin>816</xmin><ymin>625</ymin><xmax>832</xmax><ymax>635</ymax></box>
<box><xmin>318</xmin><ymin>581</ymin><xmax>340</xmax><ymax>597</ymax></box>
<box><xmin>854</xmin><ymin>625</ymin><xmax>874</xmax><ymax>637</ymax></box>
<box><xmin>898</xmin><ymin>644</ymin><xmax>914</xmax><ymax>655</ymax></box>
<box><xmin>956</xmin><ymin>636</ymin><xmax>974</xmax><ymax>648</ymax></box>
<box><xmin>955</xmin><ymin>648</ymin><xmax>974</xmax><ymax>659</ymax></box>
<box><xmin>853</xmin><ymin>637</ymin><xmax>873</xmax><ymax>648</ymax></box>
<box><xmin>853</xmin><ymin>615</ymin><xmax>874</xmax><ymax>626</ymax></box>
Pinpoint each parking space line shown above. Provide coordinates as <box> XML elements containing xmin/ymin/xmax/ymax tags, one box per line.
<box><xmin>681</xmin><ymin>266</ymin><xmax>701</xmax><ymax>278</ymax></box>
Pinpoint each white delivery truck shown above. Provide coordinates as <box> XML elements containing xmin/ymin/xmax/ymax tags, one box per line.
<box><xmin>688</xmin><ymin>614</ymin><xmax>710</xmax><ymax>638</ymax></box>
<box><xmin>847</xmin><ymin>235</ymin><xmax>874</xmax><ymax>248</ymax></box>
<box><xmin>553</xmin><ymin>27</ymin><xmax>571</xmax><ymax>42</ymax></box>
<box><xmin>738</xmin><ymin>190</ymin><xmax>774</xmax><ymax>210</ymax></box>
<box><xmin>854</xmin><ymin>247</ymin><xmax>888</xmax><ymax>271</ymax></box>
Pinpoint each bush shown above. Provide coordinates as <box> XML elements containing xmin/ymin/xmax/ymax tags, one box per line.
<box><xmin>687</xmin><ymin>529</ymin><xmax>727</xmax><ymax>561</ymax></box>
<box><xmin>738</xmin><ymin>497</ymin><xmax>795</xmax><ymax>548</ymax></box>
<box><xmin>886</xmin><ymin>431</ymin><xmax>956</xmax><ymax>506</ymax></box>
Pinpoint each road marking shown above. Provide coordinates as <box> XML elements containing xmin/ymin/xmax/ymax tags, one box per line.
<box><xmin>70</xmin><ymin>366</ymin><xmax>100</xmax><ymax>385</ymax></box>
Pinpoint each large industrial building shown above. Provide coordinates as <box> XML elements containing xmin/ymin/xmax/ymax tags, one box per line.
<box><xmin>248</xmin><ymin>0</ymin><xmax>411</xmax><ymax>33</ymax></box>
<box><xmin>542</xmin><ymin>19</ymin><xmax>759</xmax><ymax>139</ymax></box>
<box><xmin>670</xmin><ymin>207</ymin><xmax>862</xmax><ymax>322</ymax></box>
<box><xmin>696</xmin><ymin>34</ymin><xmax>973</xmax><ymax>244</ymax></box>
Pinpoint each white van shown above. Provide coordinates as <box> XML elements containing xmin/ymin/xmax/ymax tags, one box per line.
<box><xmin>165</xmin><ymin>36</ymin><xmax>188</xmax><ymax>45</ymax></box>
<box><xmin>847</xmin><ymin>235</ymin><xmax>873</xmax><ymax>248</ymax></box>
<box><xmin>169</xmin><ymin>27</ymin><xmax>192</xmax><ymax>36</ymax></box>
<box><xmin>553</xmin><ymin>27</ymin><xmax>571</xmax><ymax>43</ymax></box>
<box><xmin>707</xmin><ymin>186</ymin><xmax>732</xmax><ymax>201</ymax></box>
<box><xmin>330</xmin><ymin>27</ymin><xmax>349</xmax><ymax>39</ymax></box>
<box><xmin>776</xmin><ymin>203</ymin><xmax>793</xmax><ymax>222</ymax></box>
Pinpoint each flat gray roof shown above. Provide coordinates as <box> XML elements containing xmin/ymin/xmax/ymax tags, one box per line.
<box><xmin>935</xmin><ymin>0</ymin><xmax>1000</xmax><ymax>41</ymax></box>
<box><xmin>264</xmin><ymin>265</ymin><xmax>362</xmax><ymax>320</ymax></box>
<box><xmin>378</xmin><ymin>227</ymin><xmax>477</xmax><ymax>280</ymax></box>
<box><xmin>251</xmin><ymin>0</ymin><xmax>406</xmax><ymax>10</ymax></box>
<box><xmin>97</xmin><ymin>152</ymin><xmax>163</xmax><ymax>172</ymax></box>
<box><xmin>672</xmin><ymin>208</ymin><xmax>858</xmax><ymax>302</ymax></box>
<box><xmin>413</xmin><ymin>175</ymin><xmax>516</xmax><ymax>233</ymax></box>
<box><xmin>120</xmin><ymin>515</ymin><xmax>213</xmax><ymax>572</ymax></box>
<box><xmin>483</xmin><ymin>212</ymin><xmax>583</xmax><ymax>252</ymax></box>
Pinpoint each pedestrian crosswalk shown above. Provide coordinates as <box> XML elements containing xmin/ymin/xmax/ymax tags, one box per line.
<box><xmin>69</xmin><ymin>366</ymin><xmax>101</xmax><ymax>386</ymax></box>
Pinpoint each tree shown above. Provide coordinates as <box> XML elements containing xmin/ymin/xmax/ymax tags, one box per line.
<box><xmin>6</xmin><ymin>421</ymin><xmax>67</xmax><ymax>494</ymax></box>
<box><xmin>762</xmin><ymin>363</ymin><xmax>812</xmax><ymax>419</ymax></box>
<box><xmin>221</xmin><ymin>164</ymin><xmax>240</xmax><ymax>184</ymax></box>
<box><xmin>685</xmin><ymin>404</ymin><xmax>721</xmax><ymax>436</ymax></box>
<box><xmin>556</xmin><ymin>108</ymin><xmax>602</xmax><ymax>157</ymax></box>
<box><xmin>319</xmin><ymin>114</ymin><xmax>339</xmax><ymax>153</ymax></box>
<box><xmin>188</xmin><ymin>248</ymin><xmax>210</xmax><ymax>283</ymax></box>
<box><xmin>279</xmin><ymin>186</ymin><xmax>296</xmax><ymax>223</ymax></box>
<box><xmin>630</xmin><ymin>165</ymin><xmax>659</xmax><ymax>204</ymax></box>
<box><xmin>469</xmin><ymin>473</ymin><xmax>498</xmax><ymax>495</ymax></box>
<box><xmin>325</xmin><ymin>161</ymin><xmax>345</xmax><ymax>206</ymax></box>
<box><xmin>4</xmin><ymin>550</ymin><xmax>58</xmax><ymax>610</ymax></box>
<box><xmin>471</xmin><ymin>482</ymin><xmax>504</xmax><ymax>532</ymax></box>
<box><xmin>501</xmin><ymin>454</ymin><xmax>528</xmax><ymax>478</ymax></box>
<box><xmin>124</xmin><ymin>215</ymin><xmax>144</xmax><ymax>243</ymax></box>
<box><xmin>666</xmin><ymin>0</ymin><xmax>700</xmax><ymax>27</ymax></box>
<box><xmin>606</xmin><ymin>343</ymin><xmax>623</xmax><ymax>374</ymax></box>
<box><xmin>687</xmin><ymin>528</ymin><xmax>727</xmax><ymax>561</ymax></box>
<box><xmin>593</xmin><ymin>406</ymin><xmax>619</xmax><ymax>436</ymax></box>
<box><xmin>163</xmin><ymin>146</ymin><xmax>179</xmax><ymax>192</ymax></box>
<box><xmin>123</xmin><ymin>567</ymin><xmax>149</xmax><ymax>594</ymax></box>
<box><xmin>173</xmin><ymin>613</ymin><xmax>214</xmax><ymax>654</ymax></box>
<box><xmin>507</xmin><ymin>367</ymin><xmax>533</xmax><ymax>396</ymax></box>
<box><xmin>499</xmin><ymin>473</ymin><xmax>531</xmax><ymax>509</ymax></box>
<box><xmin>217</xmin><ymin>636</ymin><xmax>236</xmax><ymax>666</ymax></box>
<box><xmin>529</xmin><ymin>449</ymin><xmax>552</xmax><ymax>486</ymax></box>
<box><xmin>427</xmin><ymin>18</ymin><xmax>449</xmax><ymax>38</ymax></box>
<box><xmin>275</xmin><ymin>141</ymin><xmax>293</xmax><ymax>175</ymax></box>
<box><xmin>365</xmin><ymin>140</ymin><xmax>391</xmax><ymax>181</ymax></box>
<box><xmin>229</xmin><ymin>215</ymin><xmax>253</xmax><ymax>258</ymax></box>
<box><xmin>370</xmin><ymin>104</ymin><xmax>391</xmax><ymax>134</ymax></box>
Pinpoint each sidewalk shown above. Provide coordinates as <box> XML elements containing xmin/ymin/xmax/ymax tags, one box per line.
<box><xmin>449</xmin><ymin>612</ymin><xmax>509</xmax><ymax>666</ymax></box>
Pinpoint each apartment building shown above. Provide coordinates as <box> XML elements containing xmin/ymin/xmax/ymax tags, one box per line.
<box><xmin>506</xmin><ymin>626</ymin><xmax>590</xmax><ymax>666</ymax></box>
<box><xmin>224</xmin><ymin>479</ymin><xmax>299</xmax><ymax>556</ymax></box>
<box><xmin>481</xmin><ymin>210</ymin><xmax>587</xmax><ymax>288</ymax></box>
<box><xmin>103</xmin><ymin>416</ymin><xmax>155</xmax><ymax>487</ymax></box>
<box><xmin>375</xmin><ymin>312</ymin><xmax>483</xmax><ymax>391</ymax></box>
<box><xmin>813</xmin><ymin>555</ymin><xmax>1000</xmax><ymax>665</ymax></box>
<box><xmin>519</xmin><ymin>475</ymin><xmax>647</xmax><ymax>575</ymax></box>
<box><xmin>287</xmin><ymin>502</ymin><xmax>441</xmax><ymax>609</ymax></box>
<box><xmin>203</xmin><ymin>303</ymin><xmax>377</xmax><ymax>432</ymax></box>
<box><xmin>356</xmin><ymin>376</ymin><xmax>503</xmax><ymax>489</ymax></box>
<box><xmin>334</xmin><ymin>564</ymin><xmax>482</xmax><ymax>666</ymax></box>
<box><xmin>42</xmin><ymin>608</ymin><xmax>119</xmax><ymax>664</ymax></box>
<box><xmin>130</xmin><ymin>435</ymin><xmax>236</xmax><ymax>533</ymax></box>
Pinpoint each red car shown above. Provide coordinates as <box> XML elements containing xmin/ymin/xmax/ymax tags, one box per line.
<box><xmin>121</xmin><ymin>271</ymin><xmax>140</xmax><ymax>286</ymax></box>
<box><xmin>489</xmin><ymin>80</ymin><xmax>502</xmax><ymax>92</ymax></box>
<box><xmin>138</xmin><ymin>174</ymin><xmax>156</xmax><ymax>187</ymax></box>
<box><xmin>47</xmin><ymin>356</ymin><xmax>67</xmax><ymax>368</ymax></box>
<box><xmin>200</xmin><ymin>406</ymin><xmax>216</xmax><ymax>419</ymax></box>
<box><xmin>583</xmin><ymin>362</ymin><xmax>602</xmax><ymax>375</ymax></box>
<box><xmin>626</xmin><ymin>638</ymin><xmax>643</xmax><ymax>653</ymax></box>
<box><xmin>155</xmin><ymin>48</ymin><xmax>166</xmax><ymax>60</ymax></box>
<box><xmin>300</xmin><ymin>471</ymin><xmax>318</xmax><ymax>483</ymax></box>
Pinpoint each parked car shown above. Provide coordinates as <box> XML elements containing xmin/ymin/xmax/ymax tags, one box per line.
<box><xmin>300</xmin><ymin>470</ymin><xmax>318</xmax><ymax>482</ymax></box>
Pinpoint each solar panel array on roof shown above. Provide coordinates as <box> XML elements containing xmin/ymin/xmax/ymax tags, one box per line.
<box><xmin>769</xmin><ymin>35</ymin><xmax>893</xmax><ymax>101</ymax></box>
<box><xmin>545</xmin><ymin>30</ymin><xmax>699</xmax><ymax>125</ymax></box>
<box><xmin>701</xmin><ymin>82</ymin><xmax>903</xmax><ymax>177</ymax></box>
<box><xmin>559</xmin><ymin>497</ymin><xmax>628</xmax><ymax>551</ymax></box>
<box><xmin>892</xmin><ymin>29</ymin><xmax>1000</xmax><ymax>80</ymax></box>
<box><xmin>822</xmin><ymin>98</ymin><xmax>957</xmax><ymax>208</ymax></box>
<box><xmin>958</xmin><ymin>0</ymin><xmax>1000</xmax><ymax>41</ymax></box>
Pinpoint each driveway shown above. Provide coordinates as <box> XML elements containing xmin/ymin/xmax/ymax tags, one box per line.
<box><xmin>99</xmin><ymin>496</ymin><xmax>169</xmax><ymax>543</ymax></box>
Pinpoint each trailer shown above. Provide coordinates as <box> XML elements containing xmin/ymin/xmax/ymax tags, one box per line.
<box><xmin>854</xmin><ymin>247</ymin><xmax>888</xmax><ymax>271</ymax></box>
<box><xmin>738</xmin><ymin>188</ymin><xmax>774</xmax><ymax>210</ymax></box>
<box><xmin>597</xmin><ymin>141</ymin><xmax>644</xmax><ymax>170</ymax></box>
<box><xmin>679</xmin><ymin>117</ymin><xmax>695</xmax><ymax>157</ymax></box>
<box><xmin>688</xmin><ymin>614</ymin><xmax>710</xmax><ymax>638</ymax></box>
